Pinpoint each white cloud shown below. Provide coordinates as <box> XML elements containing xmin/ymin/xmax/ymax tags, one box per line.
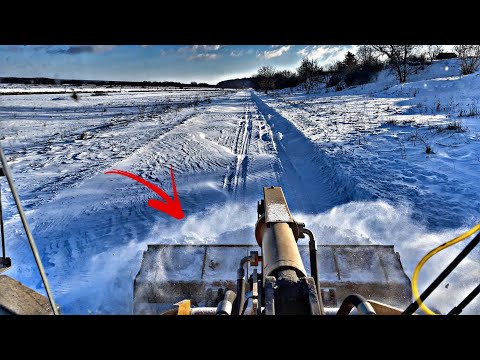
<box><xmin>297</xmin><ymin>46</ymin><xmax>312</xmax><ymax>57</ymax></box>
<box><xmin>441</xmin><ymin>45</ymin><xmax>455</xmax><ymax>52</ymax></box>
<box><xmin>92</xmin><ymin>45</ymin><xmax>116</xmax><ymax>53</ymax></box>
<box><xmin>297</xmin><ymin>45</ymin><xmax>358</xmax><ymax>66</ymax></box>
<box><xmin>257</xmin><ymin>45</ymin><xmax>291</xmax><ymax>60</ymax></box>
<box><xmin>192</xmin><ymin>45</ymin><xmax>221</xmax><ymax>51</ymax></box>
<box><xmin>188</xmin><ymin>53</ymin><xmax>219</xmax><ymax>61</ymax></box>
<box><xmin>230</xmin><ymin>49</ymin><xmax>244</xmax><ymax>57</ymax></box>
<box><xmin>179</xmin><ymin>45</ymin><xmax>221</xmax><ymax>53</ymax></box>
<box><xmin>257</xmin><ymin>45</ymin><xmax>292</xmax><ymax>60</ymax></box>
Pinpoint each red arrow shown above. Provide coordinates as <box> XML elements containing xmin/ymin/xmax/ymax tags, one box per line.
<box><xmin>104</xmin><ymin>165</ymin><xmax>184</xmax><ymax>220</ymax></box>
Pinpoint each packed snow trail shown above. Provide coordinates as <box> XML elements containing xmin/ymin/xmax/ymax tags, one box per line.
<box><xmin>251</xmin><ymin>91</ymin><xmax>351</xmax><ymax>213</ymax></box>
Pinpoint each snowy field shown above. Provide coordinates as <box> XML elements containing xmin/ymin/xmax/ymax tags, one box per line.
<box><xmin>1</xmin><ymin>60</ymin><xmax>479</xmax><ymax>314</ymax></box>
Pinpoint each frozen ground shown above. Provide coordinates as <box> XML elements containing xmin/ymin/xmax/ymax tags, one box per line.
<box><xmin>1</xmin><ymin>60</ymin><xmax>480</xmax><ymax>314</ymax></box>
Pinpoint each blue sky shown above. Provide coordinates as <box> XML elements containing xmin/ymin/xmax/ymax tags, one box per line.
<box><xmin>0</xmin><ymin>45</ymin><xmax>359</xmax><ymax>84</ymax></box>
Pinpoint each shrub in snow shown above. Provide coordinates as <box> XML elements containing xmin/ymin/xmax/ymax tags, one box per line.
<box><xmin>345</xmin><ymin>68</ymin><xmax>376</xmax><ymax>87</ymax></box>
<box><xmin>80</xmin><ymin>132</ymin><xmax>93</xmax><ymax>140</ymax></box>
<box><xmin>445</xmin><ymin>121</ymin><xmax>467</xmax><ymax>132</ymax></box>
<box><xmin>454</xmin><ymin>45</ymin><xmax>480</xmax><ymax>75</ymax></box>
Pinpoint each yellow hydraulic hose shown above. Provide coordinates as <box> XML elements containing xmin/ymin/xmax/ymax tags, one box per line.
<box><xmin>412</xmin><ymin>223</ymin><xmax>480</xmax><ymax>315</ymax></box>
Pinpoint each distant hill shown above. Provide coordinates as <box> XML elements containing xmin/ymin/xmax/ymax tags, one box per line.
<box><xmin>0</xmin><ymin>77</ymin><xmax>216</xmax><ymax>88</ymax></box>
<box><xmin>216</xmin><ymin>77</ymin><xmax>254</xmax><ymax>89</ymax></box>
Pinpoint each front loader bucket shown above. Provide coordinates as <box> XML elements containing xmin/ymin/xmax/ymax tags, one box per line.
<box><xmin>133</xmin><ymin>244</ymin><xmax>411</xmax><ymax>314</ymax></box>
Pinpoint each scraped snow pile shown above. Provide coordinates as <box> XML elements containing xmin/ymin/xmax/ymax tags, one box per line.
<box><xmin>1</xmin><ymin>59</ymin><xmax>479</xmax><ymax>314</ymax></box>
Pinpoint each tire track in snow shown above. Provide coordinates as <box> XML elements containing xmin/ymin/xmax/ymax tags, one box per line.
<box><xmin>251</xmin><ymin>91</ymin><xmax>351</xmax><ymax>213</ymax></box>
<box><xmin>223</xmin><ymin>95</ymin><xmax>253</xmax><ymax>196</ymax></box>
<box><xmin>235</xmin><ymin>100</ymin><xmax>253</xmax><ymax>197</ymax></box>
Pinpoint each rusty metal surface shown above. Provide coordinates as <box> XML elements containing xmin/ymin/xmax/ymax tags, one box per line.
<box><xmin>262</xmin><ymin>223</ymin><xmax>307</xmax><ymax>278</ymax></box>
<box><xmin>0</xmin><ymin>275</ymin><xmax>54</xmax><ymax>315</ymax></box>
<box><xmin>263</xmin><ymin>187</ymin><xmax>294</xmax><ymax>224</ymax></box>
<box><xmin>367</xmin><ymin>300</ymin><xmax>405</xmax><ymax>315</ymax></box>
<box><xmin>134</xmin><ymin>244</ymin><xmax>412</xmax><ymax>312</ymax></box>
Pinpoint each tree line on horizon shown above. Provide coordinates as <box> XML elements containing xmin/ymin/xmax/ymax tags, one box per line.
<box><xmin>0</xmin><ymin>77</ymin><xmax>216</xmax><ymax>89</ymax></box>
<box><xmin>252</xmin><ymin>45</ymin><xmax>480</xmax><ymax>93</ymax></box>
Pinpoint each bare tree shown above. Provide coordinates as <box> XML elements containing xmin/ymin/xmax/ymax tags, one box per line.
<box><xmin>256</xmin><ymin>65</ymin><xmax>277</xmax><ymax>93</ymax></box>
<box><xmin>425</xmin><ymin>45</ymin><xmax>444</xmax><ymax>62</ymax></box>
<box><xmin>297</xmin><ymin>57</ymin><xmax>321</xmax><ymax>93</ymax></box>
<box><xmin>357</xmin><ymin>45</ymin><xmax>375</xmax><ymax>67</ymax></box>
<box><xmin>454</xmin><ymin>45</ymin><xmax>480</xmax><ymax>75</ymax></box>
<box><xmin>371</xmin><ymin>45</ymin><xmax>421</xmax><ymax>83</ymax></box>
